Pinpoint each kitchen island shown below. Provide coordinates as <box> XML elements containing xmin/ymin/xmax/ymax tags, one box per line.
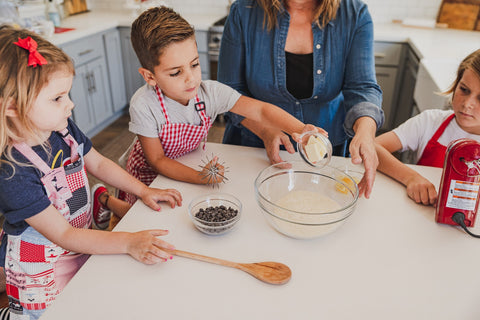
<box><xmin>42</xmin><ymin>143</ymin><xmax>480</xmax><ymax>320</ymax></box>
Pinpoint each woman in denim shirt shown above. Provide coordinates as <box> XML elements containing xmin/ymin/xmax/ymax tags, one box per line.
<box><xmin>218</xmin><ymin>0</ymin><xmax>384</xmax><ymax>198</ymax></box>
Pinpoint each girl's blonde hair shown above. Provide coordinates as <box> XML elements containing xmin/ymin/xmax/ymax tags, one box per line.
<box><xmin>255</xmin><ymin>0</ymin><xmax>341</xmax><ymax>30</ymax></box>
<box><xmin>0</xmin><ymin>25</ymin><xmax>74</xmax><ymax>170</ymax></box>
<box><xmin>444</xmin><ymin>49</ymin><xmax>480</xmax><ymax>96</ymax></box>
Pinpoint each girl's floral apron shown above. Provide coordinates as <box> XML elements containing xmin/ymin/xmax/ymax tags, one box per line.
<box><xmin>6</xmin><ymin>130</ymin><xmax>91</xmax><ymax>320</ymax></box>
<box><xmin>121</xmin><ymin>86</ymin><xmax>212</xmax><ymax>205</ymax></box>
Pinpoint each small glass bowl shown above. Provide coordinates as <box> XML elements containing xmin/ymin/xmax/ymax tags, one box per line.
<box><xmin>333</xmin><ymin>168</ymin><xmax>363</xmax><ymax>195</ymax></box>
<box><xmin>188</xmin><ymin>193</ymin><xmax>242</xmax><ymax>235</ymax></box>
<box><xmin>297</xmin><ymin>131</ymin><xmax>332</xmax><ymax>168</ymax></box>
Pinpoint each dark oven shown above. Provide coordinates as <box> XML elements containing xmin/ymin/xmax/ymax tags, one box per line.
<box><xmin>208</xmin><ymin>16</ymin><xmax>227</xmax><ymax>80</ymax></box>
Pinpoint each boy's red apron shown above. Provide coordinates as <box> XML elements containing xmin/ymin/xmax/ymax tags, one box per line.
<box><xmin>121</xmin><ymin>86</ymin><xmax>212</xmax><ymax>205</ymax></box>
<box><xmin>417</xmin><ymin>113</ymin><xmax>455</xmax><ymax>168</ymax></box>
<box><xmin>6</xmin><ymin>130</ymin><xmax>91</xmax><ymax>319</ymax></box>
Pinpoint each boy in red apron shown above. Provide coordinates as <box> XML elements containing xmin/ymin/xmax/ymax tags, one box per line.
<box><xmin>0</xmin><ymin>26</ymin><xmax>182</xmax><ymax>320</ymax></box>
<box><xmin>375</xmin><ymin>49</ymin><xmax>480</xmax><ymax>206</ymax></box>
<box><xmin>121</xmin><ymin>7</ymin><xmax>326</xmax><ymax>205</ymax></box>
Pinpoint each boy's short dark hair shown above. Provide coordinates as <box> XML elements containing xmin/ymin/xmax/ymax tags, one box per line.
<box><xmin>131</xmin><ymin>6</ymin><xmax>195</xmax><ymax>72</ymax></box>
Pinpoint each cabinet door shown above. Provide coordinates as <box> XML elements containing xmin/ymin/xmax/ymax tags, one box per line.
<box><xmin>104</xmin><ymin>30</ymin><xmax>127</xmax><ymax>112</ymax></box>
<box><xmin>393</xmin><ymin>59</ymin><xmax>418</xmax><ymax>128</ymax></box>
<box><xmin>195</xmin><ymin>30</ymin><xmax>210</xmax><ymax>80</ymax></box>
<box><xmin>119</xmin><ymin>27</ymin><xmax>144</xmax><ymax>101</ymax></box>
<box><xmin>376</xmin><ymin>66</ymin><xmax>398</xmax><ymax>131</ymax></box>
<box><xmin>88</xmin><ymin>58</ymin><xmax>113</xmax><ymax>126</ymax></box>
<box><xmin>70</xmin><ymin>65</ymin><xmax>95</xmax><ymax>133</ymax></box>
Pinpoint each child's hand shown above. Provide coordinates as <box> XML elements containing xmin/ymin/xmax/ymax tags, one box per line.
<box><xmin>200</xmin><ymin>156</ymin><xmax>225</xmax><ymax>184</ymax></box>
<box><xmin>126</xmin><ymin>229</ymin><xmax>175</xmax><ymax>264</ymax></box>
<box><xmin>140</xmin><ymin>187</ymin><xmax>182</xmax><ymax>211</ymax></box>
<box><xmin>405</xmin><ymin>174</ymin><xmax>437</xmax><ymax>206</ymax></box>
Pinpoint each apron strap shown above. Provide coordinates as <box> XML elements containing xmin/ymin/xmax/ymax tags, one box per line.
<box><xmin>13</xmin><ymin>129</ymin><xmax>80</xmax><ymax>174</ymax></box>
<box><xmin>155</xmin><ymin>85</ymin><xmax>208</xmax><ymax>126</ymax></box>
<box><xmin>155</xmin><ymin>85</ymin><xmax>171</xmax><ymax>123</ymax></box>
<box><xmin>58</xmin><ymin>129</ymin><xmax>79</xmax><ymax>162</ymax></box>
<box><xmin>430</xmin><ymin>113</ymin><xmax>455</xmax><ymax>142</ymax></box>
<box><xmin>13</xmin><ymin>142</ymin><xmax>51</xmax><ymax>174</ymax></box>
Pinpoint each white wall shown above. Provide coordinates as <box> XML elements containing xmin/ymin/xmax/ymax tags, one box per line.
<box><xmin>365</xmin><ymin>0</ymin><xmax>442</xmax><ymax>23</ymax></box>
<box><xmin>89</xmin><ymin>0</ymin><xmax>443</xmax><ymax>24</ymax></box>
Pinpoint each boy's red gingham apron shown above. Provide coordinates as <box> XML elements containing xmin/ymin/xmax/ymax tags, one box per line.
<box><xmin>121</xmin><ymin>86</ymin><xmax>212</xmax><ymax>205</ymax></box>
<box><xmin>417</xmin><ymin>113</ymin><xmax>455</xmax><ymax>168</ymax></box>
<box><xmin>6</xmin><ymin>130</ymin><xmax>91</xmax><ymax>320</ymax></box>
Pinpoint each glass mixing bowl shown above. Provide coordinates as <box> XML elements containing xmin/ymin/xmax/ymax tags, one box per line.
<box><xmin>254</xmin><ymin>161</ymin><xmax>359</xmax><ymax>239</ymax></box>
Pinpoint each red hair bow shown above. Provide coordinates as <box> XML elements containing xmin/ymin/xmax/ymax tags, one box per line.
<box><xmin>14</xmin><ymin>36</ymin><xmax>48</xmax><ymax>67</ymax></box>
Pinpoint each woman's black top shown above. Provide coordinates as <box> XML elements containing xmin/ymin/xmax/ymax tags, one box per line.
<box><xmin>285</xmin><ymin>51</ymin><xmax>314</xmax><ymax>100</ymax></box>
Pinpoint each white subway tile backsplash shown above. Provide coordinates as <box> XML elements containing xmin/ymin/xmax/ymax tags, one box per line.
<box><xmin>90</xmin><ymin>0</ymin><xmax>442</xmax><ymax>25</ymax></box>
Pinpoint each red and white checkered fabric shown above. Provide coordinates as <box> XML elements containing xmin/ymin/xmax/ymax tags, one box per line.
<box><xmin>121</xmin><ymin>86</ymin><xmax>212</xmax><ymax>205</ymax></box>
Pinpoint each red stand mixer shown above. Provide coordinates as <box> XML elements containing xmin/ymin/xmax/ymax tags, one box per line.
<box><xmin>436</xmin><ymin>139</ymin><xmax>480</xmax><ymax>234</ymax></box>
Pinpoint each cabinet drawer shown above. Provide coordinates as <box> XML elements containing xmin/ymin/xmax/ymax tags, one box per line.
<box><xmin>374</xmin><ymin>42</ymin><xmax>403</xmax><ymax>66</ymax></box>
<box><xmin>62</xmin><ymin>34</ymin><xmax>104</xmax><ymax>66</ymax></box>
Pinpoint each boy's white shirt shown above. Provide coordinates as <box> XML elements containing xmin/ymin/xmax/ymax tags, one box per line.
<box><xmin>129</xmin><ymin>80</ymin><xmax>241</xmax><ymax>138</ymax></box>
<box><xmin>393</xmin><ymin>109</ymin><xmax>480</xmax><ymax>163</ymax></box>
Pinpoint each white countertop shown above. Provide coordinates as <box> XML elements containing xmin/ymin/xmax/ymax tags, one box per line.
<box><xmin>42</xmin><ymin>143</ymin><xmax>480</xmax><ymax>320</ymax></box>
<box><xmin>48</xmin><ymin>10</ymin><xmax>222</xmax><ymax>46</ymax></box>
<box><xmin>375</xmin><ymin>23</ymin><xmax>479</xmax><ymax>95</ymax></box>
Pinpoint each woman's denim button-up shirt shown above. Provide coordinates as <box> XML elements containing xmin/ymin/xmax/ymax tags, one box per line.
<box><xmin>218</xmin><ymin>0</ymin><xmax>384</xmax><ymax>148</ymax></box>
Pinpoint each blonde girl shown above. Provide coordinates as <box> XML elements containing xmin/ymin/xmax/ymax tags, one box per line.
<box><xmin>375</xmin><ymin>49</ymin><xmax>480</xmax><ymax>206</ymax></box>
<box><xmin>0</xmin><ymin>25</ymin><xmax>182</xmax><ymax>320</ymax></box>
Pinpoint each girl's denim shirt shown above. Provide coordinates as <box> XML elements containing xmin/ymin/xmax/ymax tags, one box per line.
<box><xmin>218</xmin><ymin>0</ymin><xmax>384</xmax><ymax>148</ymax></box>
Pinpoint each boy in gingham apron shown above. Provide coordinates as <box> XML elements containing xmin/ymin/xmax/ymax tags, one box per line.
<box><xmin>120</xmin><ymin>7</ymin><xmax>325</xmax><ymax>205</ymax></box>
<box><xmin>122</xmin><ymin>87</ymin><xmax>212</xmax><ymax>205</ymax></box>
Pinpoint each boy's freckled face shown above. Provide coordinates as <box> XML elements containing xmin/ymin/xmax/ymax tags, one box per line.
<box><xmin>453</xmin><ymin>68</ymin><xmax>480</xmax><ymax>135</ymax></box>
<box><xmin>150</xmin><ymin>37</ymin><xmax>202</xmax><ymax>106</ymax></box>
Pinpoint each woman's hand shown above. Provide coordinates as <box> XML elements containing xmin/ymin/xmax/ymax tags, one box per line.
<box><xmin>139</xmin><ymin>187</ymin><xmax>182</xmax><ymax>211</ymax></box>
<box><xmin>126</xmin><ymin>230</ymin><xmax>175</xmax><ymax>264</ymax></box>
<box><xmin>405</xmin><ymin>174</ymin><xmax>438</xmax><ymax>206</ymax></box>
<box><xmin>350</xmin><ymin>117</ymin><xmax>378</xmax><ymax>199</ymax></box>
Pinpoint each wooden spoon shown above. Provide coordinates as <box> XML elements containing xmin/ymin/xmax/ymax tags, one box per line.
<box><xmin>165</xmin><ymin>248</ymin><xmax>291</xmax><ymax>285</ymax></box>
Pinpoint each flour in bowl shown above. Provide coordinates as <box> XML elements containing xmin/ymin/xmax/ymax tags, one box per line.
<box><xmin>271</xmin><ymin>190</ymin><xmax>344</xmax><ymax>239</ymax></box>
<box><xmin>276</xmin><ymin>190</ymin><xmax>341</xmax><ymax>213</ymax></box>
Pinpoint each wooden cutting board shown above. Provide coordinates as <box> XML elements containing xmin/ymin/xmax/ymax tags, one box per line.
<box><xmin>64</xmin><ymin>0</ymin><xmax>88</xmax><ymax>16</ymax></box>
<box><xmin>437</xmin><ymin>0</ymin><xmax>480</xmax><ymax>31</ymax></box>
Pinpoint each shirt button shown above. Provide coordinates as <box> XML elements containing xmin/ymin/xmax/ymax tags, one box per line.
<box><xmin>317</xmin><ymin>69</ymin><xmax>322</xmax><ymax>75</ymax></box>
<box><xmin>314</xmin><ymin>96</ymin><xmax>318</xmax><ymax>99</ymax></box>
<box><xmin>296</xmin><ymin>101</ymin><xmax>300</xmax><ymax>105</ymax></box>
<box><xmin>316</xmin><ymin>44</ymin><xmax>321</xmax><ymax>49</ymax></box>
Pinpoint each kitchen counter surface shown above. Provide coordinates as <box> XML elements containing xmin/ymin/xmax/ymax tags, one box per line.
<box><xmin>42</xmin><ymin>143</ymin><xmax>480</xmax><ymax>320</ymax></box>
<box><xmin>48</xmin><ymin>10</ymin><xmax>222</xmax><ymax>46</ymax></box>
<box><xmin>375</xmin><ymin>23</ymin><xmax>479</xmax><ymax>94</ymax></box>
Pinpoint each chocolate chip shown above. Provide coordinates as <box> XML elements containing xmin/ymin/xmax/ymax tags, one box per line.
<box><xmin>194</xmin><ymin>205</ymin><xmax>239</xmax><ymax>234</ymax></box>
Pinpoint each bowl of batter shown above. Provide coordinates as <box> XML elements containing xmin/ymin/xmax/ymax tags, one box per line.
<box><xmin>254</xmin><ymin>161</ymin><xmax>359</xmax><ymax>239</ymax></box>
